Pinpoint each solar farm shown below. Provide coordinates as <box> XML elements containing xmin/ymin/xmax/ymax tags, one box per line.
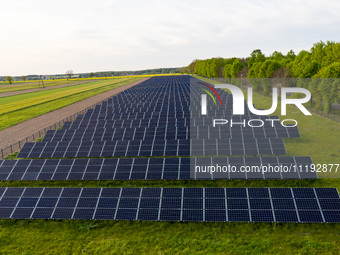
<box><xmin>0</xmin><ymin>75</ymin><xmax>339</xmax><ymax>225</ymax></box>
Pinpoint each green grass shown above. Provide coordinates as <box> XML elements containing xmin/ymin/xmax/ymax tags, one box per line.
<box><xmin>0</xmin><ymin>75</ymin><xmax>339</xmax><ymax>254</ymax></box>
<box><xmin>0</xmin><ymin>219</ymin><xmax>339</xmax><ymax>255</ymax></box>
<box><xmin>0</xmin><ymin>78</ymin><xmax>140</xmax><ymax>130</ymax></box>
<box><xmin>0</xmin><ymin>80</ymin><xmax>88</xmax><ymax>94</ymax></box>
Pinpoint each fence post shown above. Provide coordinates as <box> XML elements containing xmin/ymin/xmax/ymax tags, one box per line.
<box><xmin>1</xmin><ymin>149</ymin><xmax>3</xmax><ymax>159</ymax></box>
<box><xmin>10</xmin><ymin>145</ymin><xmax>13</xmax><ymax>153</ymax></box>
<box><xmin>19</xmin><ymin>141</ymin><xmax>21</xmax><ymax>148</ymax></box>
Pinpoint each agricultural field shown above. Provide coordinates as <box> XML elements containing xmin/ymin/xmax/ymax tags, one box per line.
<box><xmin>0</xmin><ymin>78</ymin><xmax>140</xmax><ymax>130</ymax></box>
<box><xmin>0</xmin><ymin>75</ymin><xmax>339</xmax><ymax>254</ymax></box>
<box><xmin>0</xmin><ymin>80</ymin><xmax>89</xmax><ymax>94</ymax></box>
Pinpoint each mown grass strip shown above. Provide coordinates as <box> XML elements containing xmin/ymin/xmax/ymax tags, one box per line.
<box><xmin>0</xmin><ymin>219</ymin><xmax>338</xmax><ymax>255</ymax></box>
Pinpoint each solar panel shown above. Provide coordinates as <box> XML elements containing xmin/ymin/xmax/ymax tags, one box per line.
<box><xmin>0</xmin><ymin>157</ymin><xmax>317</xmax><ymax>180</ymax></box>
<box><xmin>0</xmin><ymin>76</ymin><xmax>325</xmax><ymax>224</ymax></box>
<box><xmin>2</xmin><ymin>187</ymin><xmax>333</xmax><ymax>222</ymax></box>
<box><xmin>16</xmin><ymin>137</ymin><xmax>287</xmax><ymax>158</ymax></box>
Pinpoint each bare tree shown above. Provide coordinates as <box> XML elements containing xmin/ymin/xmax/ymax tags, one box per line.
<box><xmin>21</xmin><ymin>76</ymin><xmax>27</xmax><ymax>81</ymax></box>
<box><xmin>66</xmin><ymin>70</ymin><xmax>73</xmax><ymax>79</ymax></box>
<box><xmin>6</xmin><ymin>76</ymin><xmax>13</xmax><ymax>84</ymax></box>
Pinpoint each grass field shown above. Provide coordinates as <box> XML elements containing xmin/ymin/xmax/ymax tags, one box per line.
<box><xmin>0</xmin><ymin>75</ymin><xmax>339</xmax><ymax>254</ymax></box>
<box><xmin>0</xmin><ymin>78</ymin><xmax>140</xmax><ymax>130</ymax></box>
<box><xmin>0</xmin><ymin>80</ymin><xmax>87</xmax><ymax>94</ymax></box>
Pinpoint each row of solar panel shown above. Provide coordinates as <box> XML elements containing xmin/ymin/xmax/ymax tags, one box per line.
<box><xmin>58</xmin><ymin>119</ymin><xmax>299</xmax><ymax>129</ymax></box>
<box><xmin>0</xmin><ymin>187</ymin><xmax>338</xmax><ymax>222</ymax></box>
<box><xmin>42</xmin><ymin>127</ymin><xmax>299</xmax><ymax>143</ymax></box>
<box><xmin>54</xmin><ymin>124</ymin><xmax>297</xmax><ymax>134</ymax></box>
<box><xmin>17</xmin><ymin>138</ymin><xmax>286</xmax><ymax>158</ymax></box>
<box><xmin>71</xmin><ymin>108</ymin><xmax>258</xmax><ymax>118</ymax></box>
<box><xmin>2</xmin><ymin>156</ymin><xmax>313</xmax><ymax>167</ymax></box>
<box><xmin>76</xmin><ymin>108</ymin><xmax>262</xmax><ymax>120</ymax></box>
<box><xmin>62</xmin><ymin>115</ymin><xmax>286</xmax><ymax>127</ymax></box>
<box><xmin>56</xmin><ymin>124</ymin><xmax>298</xmax><ymax>139</ymax></box>
<box><xmin>0</xmin><ymin>156</ymin><xmax>317</xmax><ymax>180</ymax></box>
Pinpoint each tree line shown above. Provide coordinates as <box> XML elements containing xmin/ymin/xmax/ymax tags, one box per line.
<box><xmin>185</xmin><ymin>41</ymin><xmax>340</xmax><ymax>113</ymax></box>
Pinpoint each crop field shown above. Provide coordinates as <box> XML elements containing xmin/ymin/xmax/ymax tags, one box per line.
<box><xmin>0</xmin><ymin>77</ymin><xmax>140</xmax><ymax>130</ymax></box>
<box><xmin>0</xmin><ymin>76</ymin><xmax>339</xmax><ymax>254</ymax></box>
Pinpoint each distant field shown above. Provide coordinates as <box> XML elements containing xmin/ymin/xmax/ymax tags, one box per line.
<box><xmin>0</xmin><ymin>74</ymin><xmax>184</xmax><ymax>93</ymax></box>
<box><xmin>0</xmin><ymin>80</ymin><xmax>87</xmax><ymax>93</ymax></box>
<box><xmin>0</xmin><ymin>78</ymin><xmax>140</xmax><ymax>130</ymax></box>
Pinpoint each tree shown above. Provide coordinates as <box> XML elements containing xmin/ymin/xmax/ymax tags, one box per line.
<box><xmin>311</xmin><ymin>41</ymin><xmax>326</xmax><ymax>66</ymax></box>
<box><xmin>231</xmin><ymin>59</ymin><xmax>244</xmax><ymax>78</ymax></box>
<box><xmin>21</xmin><ymin>76</ymin><xmax>27</xmax><ymax>81</ymax></box>
<box><xmin>248</xmin><ymin>49</ymin><xmax>266</xmax><ymax>68</ymax></box>
<box><xmin>319</xmin><ymin>62</ymin><xmax>340</xmax><ymax>78</ymax></box>
<box><xmin>270</xmin><ymin>51</ymin><xmax>284</xmax><ymax>61</ymax></box>
<box><xmin>89</xmin><ymin>72</ymin><xmax>94</xmax><ymax>78</ymax></box>
<box><xmin>302</xmin><ymin>61</ymin><xmax>321</xmax><ymax>78</ymax></box>
<box><xmin>289</xmin><ymin>50</ymin><xmax>312</xmax><ymax>77</ymax></box>
<box><xmin>186</xmin><ymin>59</ymin><xmax>198</xmax><ymax>74</ymax></box>
<box><xmin>286</xmin><ymin>50</ymin><xmax>296</xmax><ymax>61</ymax></box>
<box><xmin>248</xmin><ymin>62</ymin><xmax>263</xmax><ymax>78</ymax></box>
<box><xmin>6</xmin><ymin>76</ymin><xmax>13</xmax><ymax>84</ymax></box>
<box><xmin>66</xmin><ymin>70</ymin><xmax>73</xmax><ymax>79</ymax></box>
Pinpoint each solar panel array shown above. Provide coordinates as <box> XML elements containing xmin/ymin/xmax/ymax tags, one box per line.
<box><xmin>17</xmin><ymin>138</ymin><xmax>286</xmax><ymax>158</ymax></box>
<box><xmin>0</xmin><ymin>187</ymin><xmax>339</xmax><ymax>222</ymax></box>
<box><xmin>0</xmin><ymin>156</ymin><xmax>317</xmax><ymax>181</ymax></box>
<box><xmin>0</xmin><ymin>75</ymin><xmax>336</xmax><ymax>223</ymax></box>
<box><xmin>15</xmin><ymin>76</ymin><xmax>298</xmax><ymax>159</ymax></box>
<box><xmin>42</xmin><ymin>115</ymin><xmax>299</xmax><ymax>143</ymax></box>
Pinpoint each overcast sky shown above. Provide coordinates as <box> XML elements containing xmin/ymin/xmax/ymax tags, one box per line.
<box><xmin>1</xmin><ymin>0</ymin><xmax>340</xmax><ymax>76</ymax></box>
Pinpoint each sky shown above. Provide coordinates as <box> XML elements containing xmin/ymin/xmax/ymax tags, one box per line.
<box><xmin>1</xmin><ymin>0</ymin><xmax>340</xmax><ymax>76</ymax></box>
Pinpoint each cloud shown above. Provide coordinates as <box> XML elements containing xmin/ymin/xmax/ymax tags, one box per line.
<box><xmin>0</xmin><ymin>0</ymin><xmax>340</xmax><ymax>75</ymax></box>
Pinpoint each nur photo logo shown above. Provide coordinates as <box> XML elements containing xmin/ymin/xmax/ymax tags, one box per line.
<box><xmin>200</xmin><ymin>83</ymin><xmax>312</xmax><ymax>128</ymax></box>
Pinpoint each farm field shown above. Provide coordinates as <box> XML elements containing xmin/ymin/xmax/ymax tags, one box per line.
<box><xmin>0</xmin><ymin>78</ymin><xmax>140</xmax><ymax>130</ymax></box>
<box><xmin>0</xmin><ymin>80</ymin><xmax>91</xmax><ymax>94</ymax></box>
<box><xmin>0</xmin><ymin>75</ymin><xmax>339</xmax><ymax>254</ymax></box>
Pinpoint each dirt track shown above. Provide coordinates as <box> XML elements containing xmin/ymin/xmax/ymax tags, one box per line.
<box><xmin>0</xmin><ymin>80</ymin><xmax>100</xmax><ymax>98</ymax></box>
<box><xmin>0</xmin><ymin>78</ymin><xmax>149</xmax><ymax>151</ymax></box>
